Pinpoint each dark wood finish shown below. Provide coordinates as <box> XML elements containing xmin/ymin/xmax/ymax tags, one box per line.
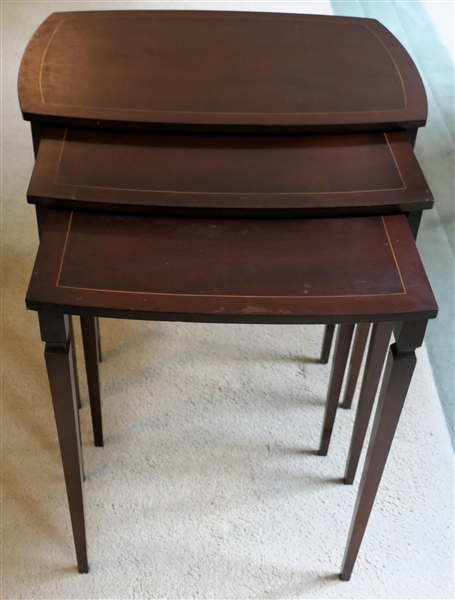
<box><xmin>340</xmin><ymin>320</ymin><xmax>427</xmax><ymax>580</ymax></box>
<box><xmin>32</xmin><ymin>122</ymin><xmax>102</xmax><ymax>370</ymax></box>
<box><xmin>341</xmin><ymin>323</ymin><xmax>371</xmax><ymax>409</ymax></box>
<box><xmin>38</xmin><ymin>313</ymin><xmax>84</xmax><ymax>460</ymax></box>
<box><xmin>407</xmin><ymin>210</ymin><xmax>423</xmax><ymax>240</ymax></box>
<box><xmin>320</xmin><ymin>325</ymin><xmax>335</xmax><ymax>364</ymax></box>
<box><xmin>18</xmin><ymin>11</ymin><xmax>427</xmax><ymax>134</ymax></box>
<box><xmin>39</xmin><ymin>311</ymin><xmax>88</xmax><ymax>573</ymax></box>
<box><xmin>26</xmin><ymin>211</ymin><xmax>436</xmax><ymax>576</ymax></box>
<box><xmin>320</xmin><ymin>154</ymin><xmax>423</xmax><ymax>399</ymax></box>
<box><xmin>344</xmin><ymin>323</ymin><xmax>393</xmax><ymax>485</ymax></box>
<box><xmin>67</xmin><ymin>316</ymin><xmax>82</xmax><ymax>410</ymax></box>
<box><xmin>36</xmin><ymin>208</ymin><xmax>84</xmax><ymax>412</ymax></box>
<box><xmin>95</xmin><ymin>319</ymin><xmax>102</xmax><ymax>363</ymax></box>
<box><xmin>20</xmin><ymin>10</ymin><xmax>431</xmax><ymax>395</ymax></box>
<box><xmin>19</xmin><ymin>10</ymin><xmax>436</xmax><ymax>577</ymax></box>
<box><xmin>319</xmin><ymin>324</ymin><xmax>355</xmax><ymax>455</ymax></box>
<box><xmin>26</xmin><ymin>212</ymin><xmax>437</xmax><ymax>324</ymax></box>
<box><xmin>27</xmin><ymin>128</ymin><xmax>433</xmax><ymax>217</ymax></box>
<box><xmin>31</xmin><ymin>121</ymin><xmax>43</xmax><ymax>157</ymax></box>
<box><xmin>35</xmin><ymin>205</ymin><xmax>48</xmax><ymax>238</ymax></box>
<box><xmin>35</xmin><ymin>180</ymin><xmax>85</xmax><ymax>413</ymax></box>
<box><xmin>80</xmin><ymin>317</ymin><xmax>103</xmax><ymax>447</ymax></box>
<box><xmin>337</xmin><ymin>199</ymin><xmax>422</xmax><ymax>454</ymax></box>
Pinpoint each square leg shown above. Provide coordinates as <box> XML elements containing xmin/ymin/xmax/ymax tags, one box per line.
<box><xmin>80</xmin><ymin>316</ymin><xmax>104</xmax><ymax>447</ymax></box>
<box><xmin>39</xmin><ymin>311</ymin><xmax>89</xmax><ymax>573</ymax></box>
<box><xmin>344</xmin><ymin>323</ymin><xmax>393</xmax><ymax>485</ymax></box>
<box><xmin>319</xmin><ymin>324</ymin><xmax>355</xmax><ymax>455</ymax></box>
<box><xmin>340</xmin><ymin>320</ymin><xmax>427</xmax><ymax>580</ymax></box>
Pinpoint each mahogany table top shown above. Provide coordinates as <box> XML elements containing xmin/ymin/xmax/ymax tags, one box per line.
<box><xmin>27</xmin><ymin>128</ymin><xmax>433</xmax><ymax>217</ymax></box>
<box><xmin>18</xmin><ymin>11</ymin><xmax>427</xmax><ymax>133</ymax></box>
<box><xmin>26</xmin><ymin>211</ymin><xmax>437</xmax><ymax>325</ymax></box>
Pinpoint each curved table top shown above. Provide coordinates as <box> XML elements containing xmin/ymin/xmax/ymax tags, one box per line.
<box><xmin>27</xmin><ymin>128</ymin><xmax>433</xmax><ymax>217</ymax></box>
<box><xmin>18</xmin><ymin>11</ymin><xmax>427</xmax><ymax>133</ymax></box>
<box><xmin>26</xmin><ymin>211</ymin><xmax>437</xmax><ymax>324</ymax></box>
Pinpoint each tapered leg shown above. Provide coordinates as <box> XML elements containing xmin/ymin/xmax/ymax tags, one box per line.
<box><xmin>94</xmin><ymin>318</ymin><xmax>103</xmax><ymax>363</ymax></box>
<box><xmin>68</xmin><ymin>316</ymin><xmax>82</xmax><ymax>410</ymax></box>
<box><xmin>80</xmin><ymin>317</ymin><xmax>104</xmax><ymax>447</ymax></box>
<box><xmin>340</xmin><ymin>321</ymin><xmax>427</xmax><ymax>581</ymax></box>
<box><xmin>341</xmin><ymin>323</ymin><xmax>371</xmax><ymax>409</ymax></box>
<box><xmin>320</xmin><ymin>324</ymin><xmax>335</xmax><ymax>364</ymax></box>
<box><xmin>344</xmin><ymin>323</ymin><xmax>393</xmax><ymax>485</ymax></box>
<box><xmin>319</xmin><ymin>324</ymin><xmax>355</xmax><ymax>455</ymax></box>
<box><xmin>40</xmin><ymin>312</ymin><xmax>89</xmax><ymax>573</ymax></box>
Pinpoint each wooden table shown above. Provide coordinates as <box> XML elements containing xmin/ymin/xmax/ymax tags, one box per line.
<box><xmin>18</xmin><ymin>8</ymin><xmax>430</xmax><ymax>368</ymax></box>
<box><xmin>28</xmin><ymin>128</ymin><xmax>432</xmax><ymax>218</ymax></box>
<box><xmin>18</xmin><ymin>8</ymin><xmax>430</xmax><ymax>372</ymax></box>
<box><xmin>19</xmin><ymin>11</ymin><xmax>426</xmax><ymax>134</ymax></box>
<box><xmin>18</xmin><ymin>9</ymin><xmax>434</xmax><ymax>578</ymax></box>
<box><xmin>26</xmin><ymin>210</ymin><xmax>437</xmax><ymax>578</ymax></box>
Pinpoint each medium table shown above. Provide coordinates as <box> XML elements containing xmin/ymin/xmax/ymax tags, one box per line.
<box><xmin>26</xmin><ymin>125</ymin><xmax>434</xmax><ymax>474</ymax></box>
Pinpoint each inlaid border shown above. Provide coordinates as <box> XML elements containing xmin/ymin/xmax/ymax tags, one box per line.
<box><xmin>55</xmin><ymin>213</ymin><xmax>407</xmax><ymax>299</ymax></box>
<box><xmin>39</xmin><ymin>14</ymin><xmax>406</xmax><ymax>114</ymax></box>
<box><xmin>53</xmin><ymin>131</ymin><xmax>406</xmax><ymax>195</ymax></box>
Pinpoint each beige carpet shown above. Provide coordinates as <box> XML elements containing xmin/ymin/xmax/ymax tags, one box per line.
<box><xmin>2</xmin><ymin>2</ymin><xmax>454</xmax><ymax>598</ymax></box>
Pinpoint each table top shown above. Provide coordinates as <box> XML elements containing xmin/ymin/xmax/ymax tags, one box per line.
<box><xmin>26</xmin><ymin>211</ymin><xmax>437</xmax><ymax>324</ymax></box>
<box><xmin>18</xmin><ymin>11</ymin><xmax>427</xmax><ymax>133</ymax></box>
<box><xmin>27</xmin><ymin>128</ymin><xmax>433</xmax><ymax>217</ymax></box>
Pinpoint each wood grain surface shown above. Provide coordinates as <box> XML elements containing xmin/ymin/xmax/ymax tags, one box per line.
<box><xmin>27</xmin><ymin>128</ymin><xmax>433</xmax><ymax>216</ymax></box>
<box><xmin>18</xmin><ymin>11</ymin><xmax>427</xmax><ymax>133</ymax></box>
<box><xmin>26</xmin><ymin>211</ymin><xmax>437</xmax><ymax>324</ymax></box>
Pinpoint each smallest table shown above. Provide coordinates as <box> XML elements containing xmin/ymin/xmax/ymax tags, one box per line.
<box><xmin>26</xmin><ymin>210</ymin><xmax>437</xmax><ymax>578</ymax></box>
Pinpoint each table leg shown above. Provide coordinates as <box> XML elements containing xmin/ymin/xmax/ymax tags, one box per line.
<box><xmin>407</xmin><ymin>211</ymin><xmax>422</xmax><ymax>240</ymax></box>
<box><xmin>80</xmin><ymin>316</ymin><xmax>104</xmax><ymax>447</ymax></box>
<box><xmin>344</xmin><ymin>323</ymin><xmax>393</xmax><ymax>485</ymax></box>
<box><xmin>320</xmin><ymin>324</ymin><xmax>335</xmax><ymax>364</ymax></box>
<box><xmin>341</xmin><ymin>323</ymin><xmax>371</xmax><ymax>409</ymax></box>
<box><xmin>39</xmin><ymin>312</ymin><xmax>89</xmax><ymax>574</ymax></box>
<box><xmin>68</xmin><ymin>316</ymin><xmax>82</xmax><ymax>410</ymax></box>
<box><xmin>319</xmin><ymin>324</ymin><xmax>355</xmax><ymax>455</ymax></box>
<box><xmin>94</xmin><ymin>317</ymin><xmax>103</xmax><ymax>363</ymax></box>
<box><xmin>340</xmin><ymin>320</ymin><xmax>427</xmax><ymax>581</ymax></box>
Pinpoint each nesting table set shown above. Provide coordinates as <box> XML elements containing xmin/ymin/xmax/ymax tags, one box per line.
<box><xmin>19</xmin><ymin>11</ymin><xmax>438</xmax><ymax>578</ymax></box>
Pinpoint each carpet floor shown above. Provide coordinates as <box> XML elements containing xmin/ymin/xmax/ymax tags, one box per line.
<box><xmin>3</xmin><ymin>319</ymin><xmax>454</xmax><ymax>598</ymax></box>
